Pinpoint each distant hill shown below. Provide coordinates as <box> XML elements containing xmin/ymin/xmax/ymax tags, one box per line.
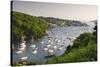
<box><xmin>38</xmin><ymin>17</ymin><xmax>88</xmax><ymax>27</ymax></box>
<box><xmin>90</xmin><ymin>20</ymin><xmax>97</xmax><ymax>24</ymax></box>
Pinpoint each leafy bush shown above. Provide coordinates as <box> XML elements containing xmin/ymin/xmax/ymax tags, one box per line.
<box><xmin>72</xmin><ymin>33</ymin><xmax>93</xmax><ymax>48</ymax></box>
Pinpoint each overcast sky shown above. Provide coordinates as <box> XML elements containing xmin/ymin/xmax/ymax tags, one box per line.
<box><xmin>12</xmin><ymin>1</ymin><xmax>97</xmax><ymax>21</ymax></box>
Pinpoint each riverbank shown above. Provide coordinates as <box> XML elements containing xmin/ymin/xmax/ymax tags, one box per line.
<box><xmin>12</xmin><ymin>32</ymin><xmax>97</xmax><ymax>66</ymax></box>
<box><xmin>46</xmin><ymin>32</ymin><xmax>97</xmax><ymax>64</ymax></box>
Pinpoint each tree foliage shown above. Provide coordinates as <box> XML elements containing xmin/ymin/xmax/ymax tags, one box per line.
<box><xmin>12</xmin><ymin>11</ymin><xmax>48</xmax><ymax>45</ymax></box>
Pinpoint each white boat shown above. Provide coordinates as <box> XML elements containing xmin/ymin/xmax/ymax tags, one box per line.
<box><xmin>41</xmin><ymin>41</ymin><xmax>44</xmax><ymax>44</ymax></box>
<box><xmin>47</xmin><ymin>44</ymin><xmax>51</xmax><ymax>48</ymax></box>
<box><xmin>30</xmin><ymin>44</ymin><xmax>36</xmax><ymax>48</ymax></box>
<box><xmin>58</xmin><ymin>47</ymin><xmax>63</xmax><ymax>50</ymax></box>
<box><xmin>53</xmin><ymin>45</ymin><xmax>57</xmax><ymax>49</ymax></box>
<box><xmin>20</xmin><ymin>56</ymin><xmax>28</xmax><ymax>61</ymax></box>
<box><xmin>48</xmin><ymin>49</ymin><xmax>54</xmax><ymax>55</ymax></box>
<box><xmin>44</xmin><ymin>47</ymin><xmax>48</xmax><ymax>51</ymax></box>
<box><xmin>16</xmin><ymin>50</ymin><xmax>23</xmax><ymax>54</ymax></box>
<box><xmin>32</xmin><ymin>50</ymin><xmax>37</xmax><ymax>55</ymax></box>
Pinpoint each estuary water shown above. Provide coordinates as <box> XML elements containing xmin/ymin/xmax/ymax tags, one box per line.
<box><xmin>12</xmin><ymin>22</ymin><xmax>95</xmax><ymax>63</ymax></box>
